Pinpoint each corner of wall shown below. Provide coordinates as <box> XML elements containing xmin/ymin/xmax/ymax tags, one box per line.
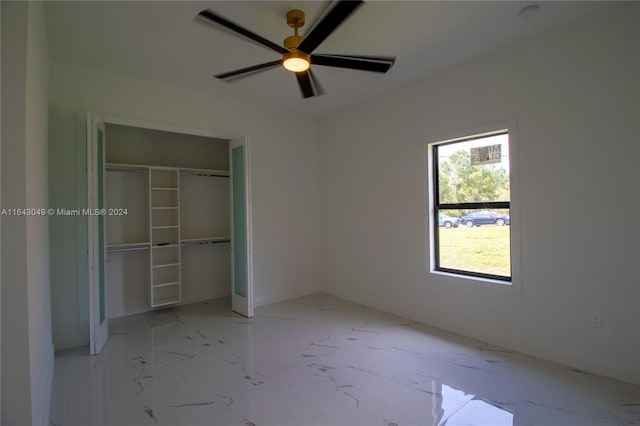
<box><xmin>254</xmin><ymin>284</ymin><xmax>323</xmax><ymax>308</ymax></box>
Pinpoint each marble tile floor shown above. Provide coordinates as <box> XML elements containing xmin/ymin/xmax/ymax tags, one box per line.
<box><xmin>50</xmin><ymin>293</ymin><xmax>640</xmax><ymax>426</ymax></box>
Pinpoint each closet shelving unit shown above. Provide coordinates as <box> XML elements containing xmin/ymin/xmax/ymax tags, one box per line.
<box><xmin>105</xmin><ymin>162</ymin><xmax>231</xmax><ymax>311</ymax></box>
<box><xmin>149</xmin><ymin>167</ymin><xmax>182</xmax><ymax>307</ymax></box>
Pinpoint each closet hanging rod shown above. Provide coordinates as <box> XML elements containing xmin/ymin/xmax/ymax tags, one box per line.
<box><xmin>107</xmin><ymin>246</ymin><xmax>150</xmax><ymax>253</ymax></box>
<box><xmin>180</xmin><ymin>169</ymin><xmax>229</xmax><ymax>177</ymax></box>
<box><xmin>106</xmin><ymin>167</ymin><xmax>149</xmax><ymax>174</ymax></box>
<box><xmin>181</xmin><ymin>240</ymin><xmax>230</xmax><ymax>247</ymax></box>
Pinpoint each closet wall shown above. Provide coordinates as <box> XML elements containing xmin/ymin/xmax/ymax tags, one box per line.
<box><xmin>104</xmin><ymin>123</ymin><xmax>230</xmax><ymax>318</ymax></box>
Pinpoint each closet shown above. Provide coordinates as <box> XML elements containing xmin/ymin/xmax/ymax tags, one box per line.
<box><xmin>104</xmin><ymin>123</ymin><xmax>231</xmax><ymax>318</ymax></box>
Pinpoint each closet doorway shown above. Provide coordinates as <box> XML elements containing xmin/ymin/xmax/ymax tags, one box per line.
<box><xmin>87</xmin><ymin>113</ymin><xmax>253</xmax><ymax>355</ymax></box>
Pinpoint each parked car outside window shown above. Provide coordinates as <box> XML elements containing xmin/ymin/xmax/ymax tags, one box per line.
<box><xmin>460</xmin><ymin>210</ymin><xmax>510</xmax><ymax>227</ymax></box>
<box><xmin>439</xmin><ymin>214</ymin><xmax>461</xmax><ymax>228</ymax></box>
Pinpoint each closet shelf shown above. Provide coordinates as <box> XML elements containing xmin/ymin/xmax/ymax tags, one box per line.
<box><xmin>152</xmin><ymin>225</ymin><xmax>179</xmax><ymax>230</ymax></box>
<box><xmin>153</xmin><ymin>297</ymin><xmax>181</xmax><ymax>307</ymax></box>
<box><xmin>152</xmin><ymin>206</ymin><xmax>178</xmax><ymax>210</ymax></box>
<box><xmin>180</xmin><ymin>167</ymin><xmax>229</xmax><ymax>177</ymax></box>
<box><xmin>151</xmin><ymin>187</ymin><xmax>178</xmax><ymax>191</ymax></box>
<box><xmin>106</xmin><ymin>163</ymin><xmax>229</xmax><ymax>177</ymax></box>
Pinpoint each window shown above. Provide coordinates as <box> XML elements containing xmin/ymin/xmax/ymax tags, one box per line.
<box><xmin>431</xmin><ymin>130</ymin><xmax>511</xmax><ymax>282</ymax></box>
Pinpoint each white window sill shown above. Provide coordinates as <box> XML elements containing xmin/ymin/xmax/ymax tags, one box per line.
<box><xmin>428</xmin><ymin>269</ymin><xmax>521</xmax><ymax>294</ymax></box>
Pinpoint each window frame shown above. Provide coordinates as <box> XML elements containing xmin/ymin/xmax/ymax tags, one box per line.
<box><xmin>426</xmin><ymin>123</ymin><xmax>520</xmax><ymax>290</ymax></box>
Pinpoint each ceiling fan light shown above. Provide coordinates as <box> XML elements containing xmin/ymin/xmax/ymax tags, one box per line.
<box><xmin>283</xmin><ymin>50</ymin><xmax>310</xmax><ymax>72</ymax></box>
<box><xmin>284</xmin><ymin>57</ymin><xmax>310</xmax><ymax>72</ymax></box>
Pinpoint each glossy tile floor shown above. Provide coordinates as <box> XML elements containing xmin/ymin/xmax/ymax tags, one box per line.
<box><xmin>50</xmin><ymin>294</ymin><xmax>640</xmax><ymax>426</ymax></box>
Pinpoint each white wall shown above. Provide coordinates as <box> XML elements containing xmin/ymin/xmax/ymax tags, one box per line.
<box><xmin>1</xmin><ymin>1</ymin><xmax>53</xmax><ymax>424</ymax></box>
<box><xmin>25</xmin><ymin>2</ymin><xmax>53</xmax><ymax>423</ymax></box>
<box><xmin>1</xmin><ymin>3</ymin><xmax>30</xmax><ymax>422</ymax></box>
<box><xmin>320</xmin><ymin>4</ymin><xmax>640</xmax><ymax>385</ymax></box>
<box><xmin>49</xmin><ymin>61</ymin><xmax>322</xmax><ymax>350</ymax></box>
<box><xmin>1</xmin><ymin>2</ymin><xmax>3</xmax><ymax>420</ymax></box>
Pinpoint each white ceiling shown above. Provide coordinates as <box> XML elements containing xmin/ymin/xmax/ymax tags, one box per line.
<box><xmin>44</xmin><ymin>1</ymin><xmax>615</xmax><ymax>119</ymax></box>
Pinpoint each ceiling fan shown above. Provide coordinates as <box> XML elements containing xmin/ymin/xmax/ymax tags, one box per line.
<box><xmin>196</xmin><ymin>0</ymin><xmax>396</xmax><ymax>98</ymax></box>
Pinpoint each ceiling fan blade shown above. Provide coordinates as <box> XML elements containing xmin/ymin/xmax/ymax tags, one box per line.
<box><xmin>311</xmin><ymin>54</ymin><xmax>395</xmax><ymax>73</ymax></box>
<box><xmin>297</xmin><ymin>0</ymin><xmax>364</xmax><ymax>54</ymax></box>
<box><xmin>197</xmin><ymin>9</ymin><xmax>288</xmax><ymax>55</ymax></box>
<box><xmin>295</xmin><ymin>71</ymin><xmax>322</xmax><ymax>98</ymax></box>
<box><xmin>215</xmin><ymin>60</ymin><xmax>282</xmax><ymax>81</ymax></box>
<box><xmin>308</xmin><ymin>69</ymin><xmax>325</xmax><ymax>96</ymax></box>
<box><xmin>318</xmin><ymin>53</ymin><xmax>397</xmax><ymax>63</ymax></box>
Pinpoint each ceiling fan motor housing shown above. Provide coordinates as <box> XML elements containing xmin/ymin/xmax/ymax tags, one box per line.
<box><xmin>284</xmin><ymin>35</ymin><xmax>303</xmax><ymax>50</ymax></box>
<box><xmin>286</xmin><ymin>9</ymin><xmax>305</xmax><ymax>29</ymax></box>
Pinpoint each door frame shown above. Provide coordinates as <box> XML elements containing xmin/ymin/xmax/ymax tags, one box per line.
<box><xmin>87</xmin><ymin>112</ymin><xmax>108</xmax><ymax>355</ymax></box>
<box><xmin>86</xmin><ymin>114</ymin><xmax>254</xmax><ymax>351</ymax></box>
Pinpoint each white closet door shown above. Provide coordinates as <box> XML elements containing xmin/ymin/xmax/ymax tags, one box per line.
<box><xmin>230</xmin><ymin>136</ymin><xmax>253</xmax><ymax>317</ymax></box>
<box><xmin>87</xmin><ymin>112</ymin><xmax>109</xmax><ymax>354</ymax></box>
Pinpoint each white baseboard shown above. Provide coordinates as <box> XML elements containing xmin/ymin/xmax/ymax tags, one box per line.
<box><xmin>254</xmin><ymin>285</ymin><xmax>322</xmax><ymax>308</ymax></box>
